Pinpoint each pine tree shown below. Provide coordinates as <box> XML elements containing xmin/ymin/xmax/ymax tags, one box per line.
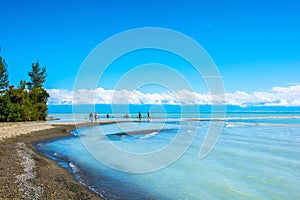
<box><xmin>27</xmin><ymin>62</ymin><xmax>47</xmax><ymax>89</ymax></box>
<box><xmin>27</xmin><ymin>62</ymin><xmax>49</xmax><ymax>120</ymax></box>
<box><xmin>0</xmin><ymin>54</ymin><xmax>50</xmax><ymax>122</ymax></box>
<box><xmin>0</xmin><ymin>54</ymin><xmax>9</xmax><ymax>95</ymax></box>
<box><xmin>0</xmin><ymin>51</ymin><xmax>10</xmax><ymax>121</ymax></box>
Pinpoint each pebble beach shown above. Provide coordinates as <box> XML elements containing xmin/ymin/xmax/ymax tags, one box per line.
<box><xmin>0</xmin><ymin>121</ymin><xmax>103</xmax><ymax>199</ymax></box>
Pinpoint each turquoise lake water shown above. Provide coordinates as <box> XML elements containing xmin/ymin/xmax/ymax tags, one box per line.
<box><xmin>36</xmin><ymin>105</ymin><xmax>300</xmax><ymax>199</ymax></box>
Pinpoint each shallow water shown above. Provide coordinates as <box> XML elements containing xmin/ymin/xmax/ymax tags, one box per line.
<box><xmin>37</xmin><ymin>112</ymin><xmax>300</xmax><ymax>199</ymax></box>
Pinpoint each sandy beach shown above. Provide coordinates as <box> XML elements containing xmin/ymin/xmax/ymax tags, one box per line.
<box><xmin>0</xmin><ymin>121</ymin><xmax>103</xmax><ymax>199</ymax></box>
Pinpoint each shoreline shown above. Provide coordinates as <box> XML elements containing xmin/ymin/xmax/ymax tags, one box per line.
<box><xmin>0</xmin><ymin>118</ymin><xmax>224</xmax><ymax>199</ymax></box>
<box><xmin>0</xmin><ymin>121</ymin><xmax>105</xmax><ymax>199</ymax></box>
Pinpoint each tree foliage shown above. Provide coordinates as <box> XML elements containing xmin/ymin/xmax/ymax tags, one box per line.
<box><xmin>27</xmin><ymin>62</ymin><xmax>47</xmax><ymax>90</ymax></box>
<box><xmin>0</xmin><ymin>54</ymin><xmax>9</xmax><ymax>95</ymax></box>
<box><xmin>0</xmin><ymin>53</ymin><xmax>49</xmax><ymax>122</ymax></box>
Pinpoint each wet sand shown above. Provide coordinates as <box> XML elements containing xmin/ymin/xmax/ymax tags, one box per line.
<box><xmin>0</xmin><ymin>122</ymin><xmax>104</xmax><ymax>199</ymax></box>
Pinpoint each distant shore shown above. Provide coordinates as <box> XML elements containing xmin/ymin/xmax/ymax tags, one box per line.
<box><xmin>0</xmin><ymin>121</ymin><xmax>104</xmax><ymax>199</ymax></box>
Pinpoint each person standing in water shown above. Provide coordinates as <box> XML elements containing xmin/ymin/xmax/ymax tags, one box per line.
<box><xmin>94</xmin><ymin>112</ymin><xmax>98</xmax><ymax>123</ymax></box>
<box><xmin>147</xmin><ymin>111</ymin><xmax>150</xmax><ymax>120</ymax></box>
<box><xmin>89</xmin><ymin>112</ymin><xmax>93</xmax><ymax>123</ymax></box>
<box><xmin>138</xmin><ymin>111</ymin><xmax>142</xmax><ymax>122</ymax></box>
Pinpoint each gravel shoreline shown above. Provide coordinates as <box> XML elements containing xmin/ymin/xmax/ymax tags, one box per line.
<box><xmin>0</xmin><ymin>123</ymin><xmax>103</xmax><ymax>199</ymax></box>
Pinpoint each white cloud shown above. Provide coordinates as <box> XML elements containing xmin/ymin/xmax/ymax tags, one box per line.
<box><xmin>224</xmin><ymin>84</ymin><xmax>300</xmax><ymax>106</ymax></box>
<box><xmin>47</xmin><ymin>89</ymin><xmax>73</xmax><ymax>105</ymax></box>
<box><xmin>47</xmin><ymin>84</ymin><xmax>300</xmax><ymax>106</ymax></box>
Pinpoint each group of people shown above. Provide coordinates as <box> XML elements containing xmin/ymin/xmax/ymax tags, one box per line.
<box><xmin>138</xmin><ymin>111</ymin><xmax>151</xmax><ymax>121</ymax></box>
<box><xmin>89</xmin><ymin>111</ymin><xmax>151</xmax><ymax>123</ymax></box>
<box><xmin>126</xmin><ymin>111</ymin><xmax>151</xmax><ymax>121</ymax></box>
<box><xmin>89</xmin><ymin>112</ymin><xmax>111</xmax><ymax>123</ymax></box>
<box><xmin>89</xmin><ymin>112</ymin><xmax>99</xmax><ymax>123</ymax></box>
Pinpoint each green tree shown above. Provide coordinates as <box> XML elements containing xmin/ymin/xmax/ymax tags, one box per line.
<box><xmin>0</xmin><ymin>83</ymin><xmax>33</xmax><ymax>122</ymax></box>
<box><xmin>5</xmin><ymin>86</ymin><xmax>22</xmax><ymax>122</ymax></box>
<box><xmin>0</xmin><ymin>92</ymin><xmax>10</xmax><ymax>121</ymax></box>
<box><xmin>29</xmin><ymin>87</ymin><xmax>49</xmax><ymax>120</ymax></box>
<box><xmin>0</xmin><ymin>56</ymin><xmax>50</xmax><ymax>122</ymax></box>
<box><xmin>27</xmin><ymin>62</ymin><xmax>47</xmax><ymax>89</ymax></box>
<box><xmin>27</xmin><ymin>62</ymin><xmax>49</xmax><ymax>121</ymax></box>
<box><xmin>0</xmin><ymin>54</ymin><xmax>9</xmax><ymax>95</ymax></box>
<box><xmin>18</xmin><ymin>80</ymin><xmax>34</xmax><ymax>121</ymax></box>
<box><xmin>0</xmin><ymin>51</ymin><xmax>10</xmax><ymax>121</ymax></box>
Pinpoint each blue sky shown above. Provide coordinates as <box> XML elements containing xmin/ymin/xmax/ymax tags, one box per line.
<box><xmin>1</xmin><ymin>0</ymin><xmax>300</xmax><ymax>105</ymax></box>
